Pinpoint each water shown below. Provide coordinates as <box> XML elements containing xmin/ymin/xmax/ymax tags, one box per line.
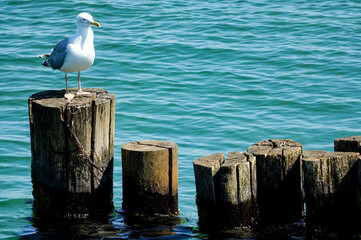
<box><xmin>1</xmin><ymin>0</ymin><xmax>361</xmax><ymax>239</ymax></box>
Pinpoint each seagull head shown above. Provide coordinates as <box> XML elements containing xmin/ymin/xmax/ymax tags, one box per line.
<box><xmin>76</xmin><ymin>12</ymin><xmax>100</xmax><ymax>29</ymax></box>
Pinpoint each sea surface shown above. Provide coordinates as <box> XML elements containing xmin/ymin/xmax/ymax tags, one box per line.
<box><xmin>1</xmin><ymin>0</ymin><xmax>361</xmax><ymax>239</ymax></box>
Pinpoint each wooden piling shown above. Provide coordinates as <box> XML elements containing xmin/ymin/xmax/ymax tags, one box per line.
<box><xmin>334</xmin><ymin>136</ymin><xmax>361</xmax><ymax>154</ymax></box>
<box><xmin>121</xmin><ymin>140</ymin><xmax>178</xmax><ymax>216</ymax></box>
<box><xmin>220</xmin><ymin>152</ymin><xmax>257</xmax><ymax>227</ymax></box>
<box><xmin>193</xmin><ymin>153</ymin><xmax>224</xmax><ymax>229</ymax></box>
<box><xmin>247</xmin><ymin>139</ymin><xmax>303</xmax><ymax>224</ymax></box>
<box><xmin>334</xmin><ymin>136</ymin><xmax>361</xmax><ymax>227</ymax></box>
<box><xmin>28</xmin><ymin>88</ymin><xmax>115</xmax><ymax>218</ymax></box>
<box><xmin>302</xmin><ymin>150</ymin><xmax>327</xmax><ymax>225</ymax></box>
<box><xmin>302</xmin><ymin>150</ymin><xmax>359</xmax><ymax>226</ymax></box>
<box><xmin>193</xmin><ymin>152</ymin><xmax>257</xmax><ymax>230</ymax></box>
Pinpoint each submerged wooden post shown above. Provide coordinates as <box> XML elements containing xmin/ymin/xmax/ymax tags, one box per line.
<box><xmin>302</xmin><ymin>150</ymin><xmax>359</xmax><ymax>226</ymax></box>
<box><xmin>28</xmin><ymin>88</ymin><xmax>116</xmax><ymax>218</ymax></box>
<box><xmin>193</xmin><ymin>152</ymin><xmax>257</xmax><ymax>230</ymax></box>
<box><xmin>247</xmin><ymin>139</ymin><xmax>303</xmax><ymax>224</ymax></box>
<box><xmin>121</xmin><ymin>140</ymin><xmax>178</xmax><ymax>216</ymax></box>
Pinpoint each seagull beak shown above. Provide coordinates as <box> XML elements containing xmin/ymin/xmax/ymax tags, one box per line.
<box><xmin>91</xmin><ymin>20</ymin><xmax>101</xmax><ymax>27</ymax></box>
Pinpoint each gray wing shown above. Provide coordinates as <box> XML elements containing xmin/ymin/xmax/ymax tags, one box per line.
<box><xmin>47</xmin><ymin>38</ymin><xmax>69</xmax><ymax>70</ymax></box>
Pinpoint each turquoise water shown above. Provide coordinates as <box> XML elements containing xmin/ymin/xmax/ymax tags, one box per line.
<box><xmin>1</xmin><ymin>0</ymin><xmax>361</xmax><ymax>239</ymax></box>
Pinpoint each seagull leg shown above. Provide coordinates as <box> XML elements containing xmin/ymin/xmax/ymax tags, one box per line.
<box><xmin>77</xmin><ymin>71</ymin><xmax>82</xmax><ymax>93</ymax></box>
<box><xmin>76</xmin><ymin>71</ymin><xmax>90</xmax><ymax>96</ymax></box>
<box><xmin>65</xmin><ymin>72</ymin><xmax>69</xmax><ymax>93</ymax></box>
<box><xmin>64</xmin><ymin>72</ymin><xmax>74</xmax><ymax>101</ymax></box>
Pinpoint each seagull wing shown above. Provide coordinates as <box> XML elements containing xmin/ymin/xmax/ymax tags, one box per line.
<box><xmin>47</xmin><ymin>38</ymin><xmax>69</xmax><ymax>70</ymax></box>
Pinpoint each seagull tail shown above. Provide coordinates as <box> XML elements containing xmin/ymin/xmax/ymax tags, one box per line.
<box><xmin>42</xmin><ymin>60</ymin><xmax>49</xmax><ymax>67</ymax></box>
<box><xmin>38</xmin><ymin>54</ymin><xmax>51</xmax><ymax>67</ymax></box>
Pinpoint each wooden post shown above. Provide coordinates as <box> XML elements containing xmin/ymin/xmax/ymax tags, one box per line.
<box><xmin>247</xmin><ymin>139</ymin><xmax>303</xmax><ymax>224</ymax></box>
<box><xmin>28</xmin><ymin>88</ymin><xmax>115</xmax><ymax>218</ymax></box>
<box><xmin>302</xmin><ymin>150</ymin><xmax>327</xmax><ymax>225</ymax></box>
<box><xmin>334</xmin><ymin>136</ymin><xmax>361</xmax><ymax>227</ymax></box>
<box><xmin>334</xmin><ymin>136</ymin><xmax>361</xmax><ymax>154</ymax></box>
<box><xmin>219</xmin><ymin>152</ymin><xmax>257</xmax><ymax>227</ymax></box>
<box><xmin>302</xmin><ymin>150</ymin><xmax>359</xmax><ymax>226</ymax></box>
<box><xmin>193</xmin><ymin>153</ymin><xmax>224</xmax><ymax>230</ymax></box>
<box><xmin>121</xmin><ymin>140</ymin><xmax>178</xmax><ymax>216</ymax></box>
<box><xmin>193</xmin><ymin>152</ymin><xmax>257</xmax><ymax>230</ymax></box>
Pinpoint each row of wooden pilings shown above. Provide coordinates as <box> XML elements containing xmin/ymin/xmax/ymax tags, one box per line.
<box><xmin>29</xmin><ymin>89</ymin><xmax>361</xmax><ymax>232</ymax></box>
<box><xmin>193</xmin><ymin>137</ymin><xmax>361</xmax><ymax>231</ymax></box>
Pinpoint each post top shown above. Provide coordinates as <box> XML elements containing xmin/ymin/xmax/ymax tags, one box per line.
<box><xmin>121</xmin><ymin>140</ymin><xmax>178</xmax><ymax>152</ymax></box>
<box><xmin>247</xmin><ymin>139</ymin><xmax>302</xmax><ymax>156</ymax></box>
<box><xmin>28</xmin><ymin>88</ymin><xmax>115</xmax><ymax>108</ymax></box>
<box><xmin>193</xmin><ymin>153</ymin><xmax>225</xmax><ymax>167</ymax></box>
<box><xmin>302</xmin><ymin>150</ymin><xmax>327</xmax><ymax>159</ymax></box>
<box><xmin>335</xmin><ymin>136</ymin><xmax>361</xmax><ymax>142</ymax></box>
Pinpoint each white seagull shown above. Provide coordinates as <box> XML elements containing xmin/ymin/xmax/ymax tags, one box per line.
<box><xmin>40</xmin><ymin>12</ymin><xmax>100</xmax><ymax>101</ymax></box>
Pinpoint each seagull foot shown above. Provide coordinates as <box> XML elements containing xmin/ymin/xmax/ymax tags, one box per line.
<box><xmin>64</xmin><ymin>92</ymin><xmax>75</xmax><ymax>102</ymax></box>
<box><xmin>76</xmin><ymin>90</ymin><xmax>91</xmax><ymax>96</ymax></box>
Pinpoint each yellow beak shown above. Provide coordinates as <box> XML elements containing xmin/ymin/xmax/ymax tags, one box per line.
<box><xmin>91</xmin><ymin>21</ymin><xmax>101</xmax><ymax>27</ymax></box>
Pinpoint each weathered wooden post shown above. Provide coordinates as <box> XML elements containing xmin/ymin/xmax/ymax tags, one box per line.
<box><xmin>219</xmin><ymin>152</ymin><xmax>257</xmax><ymax>227</ymax></box>
<box><xmin>28</xmin><ymin>88</ymin><xmax>115</xmax><ymax>218</ymax></box>
<box><xmin>302</xmin><ymin>150</ymin><xmax>359</xmax><ymax>226</ymax></box>
<box><xmin>193</xmin><ymin>153</ymin><xmax>224</xmax><ymax>230</ymax></box>
<box><xmin>334</xmin><ymin>136</ymin><xmax>361</xmax><ymax>227</ymax></box>
<box><xmin>302</xmin><ymin>150</ymin><xmax>328</xmax><ymax>225</ymax></box>
<box><xmin>193</xmin><ymin>152</ymin><xmax>257</xmax><ymax>230</ymax></box>
<box><xmin>121</xmin><ymin>140</ymin><xmax>178</xmax><ymax>216</ymax></box>
<box><xmin>334</xmin><ymin>136</ymin><xmax>361</xmax><ymax>154</ymax></box>
<box><xmin>247</xmin><ymin>139</ymin><xmax>303</xmax><ymax>224</ymax></box>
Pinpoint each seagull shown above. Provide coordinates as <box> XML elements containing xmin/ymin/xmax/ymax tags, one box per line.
<box><xmin>39</xmin><ymin>12</ymin><xmax>100</xmax><ymax>101</ymax></box>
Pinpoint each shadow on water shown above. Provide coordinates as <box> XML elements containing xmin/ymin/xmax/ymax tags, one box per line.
<box><xmin>17</xmin><ymin>203</ymin><xmax>361</xmax><ymax>239</ymax></box>
<box><xmin>19</xmin><ymin>210</ymin><xmax>196</xmax><ymax>240</ymax></box>
<box><xmin>18</xmin><ymin>211</ymin><xmax>361</xmax><ymax>239</ymax></box>
<box><xmin>195</xmin><ymin>219</ymin><xmax>361</xmax><ymax>240</ymax></box>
